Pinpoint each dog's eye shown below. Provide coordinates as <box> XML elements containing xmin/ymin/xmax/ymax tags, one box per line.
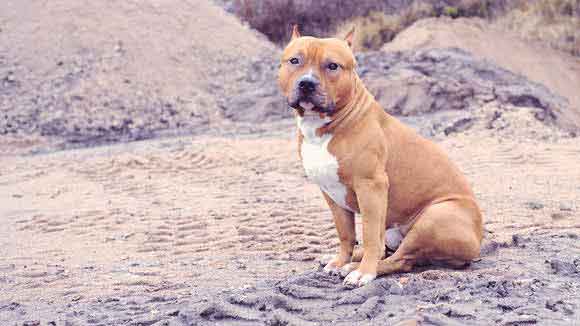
<box><xmin>328</xmin><ymin>63</ymin><xmax>339</xmax><ymax>71</ymax></box>
<box><xmin>289</xmin><ymin>58</ymin><xmax>300</xmax><ymax>65</ymax></box>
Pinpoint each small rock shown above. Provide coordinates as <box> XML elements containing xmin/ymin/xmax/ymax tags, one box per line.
<box><xmin>356</xmin><ymin>296</ymin><xmax>384</xmax><ymax>319</ymax></box>
<box><xmin>265</xmin><ymin>308</ymin><xmax>316</xmax><ymax>326</ymax></box>
<box><xmin>389</xmin><ymin>281</ymin><xmax>404</xmax><ymax>295</ymax></box>
<box><xmin>23</xmin><ymin>322</ymin><xmax>40</xmax><ymax>326</ymax></box>
<box><xmin>443</xmin><ymin>304</ymin><xmax>476</xmax><ymax>319</ymax></box>
<box><xmin>336</xmin><ymin>292</ymin><xmax>367</xmax><ymax>305</ymax></box>
<box><xmin>421</xmin><ymin>313</ymin><xmax>464</xmax><ymax>326</ymax></box>
<box><xmin>546</xmin><ymin>299</ymin><xmax>574</xmax><ymax>315</ymax></box>
<box><xmin>277</xmin><ymin>283</ymin><xmax>329</xmax><ymax>300</ymax></box>
<box><xmin>525</xmin><ymin>201</ymin><xmax>544</xmax><ymax>210</ymax></box>
<box><xmin>496</xmin><ymin>297</ymin><xmax>525</xmax><ymax>312</ymax></box>
<box><xmin>549</xmin><ymin>259</ymin><xmax>578</xmax><ymax>275</ymax></box>
<box><xmin>444</xmin><ymin>118</ymin><xmax>474</xmax><ymax>136</ymax></box>
<box><xmin>502</xmin><ymin>314</ymin><xmax>538</xmax><ymax>325</ymax></box>
<box><xmin>559</xmin><ymin>202</ymin><xmax>574</xmax><ymax>211</ymax></box>
<box><xmin>227</xmin><ymin>292</ymin><xmax>259</xmax><ymax>306</ymax></box>
<box><xmin>511</xmin><ymin>234</ymin><xmax>528</xmax><ymax>247</ymax></box>
<box><xmin>269</xmin><ymin>210</ymin><xmax>286</xmax><ymax>217</ymax></box>
<box><xmin>199</xmin><ymin>301</ymin><xmax>261</xmax><ymax>321</ymax></box>
<box><xmin>480</xmin><ymin>240</ymin><xmax>501</xmax><ymax>255</ymax></box>
<box><xmin>317</xmin><ymin>254</ymin><xmax>334</xmax><ymax>267</ymax></box>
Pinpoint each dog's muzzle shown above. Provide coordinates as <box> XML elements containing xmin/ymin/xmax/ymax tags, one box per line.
<box><xmin>288</xmin><ymin>74</ymin><xmax>334</xmax><ymax>114</ymax></box>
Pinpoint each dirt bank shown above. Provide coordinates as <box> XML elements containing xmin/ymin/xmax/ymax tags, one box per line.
<box><xmin>0</xmin><ymin>0</ymin><xmax>283</xmax><ymax>149</ymax></box>
<box><xmin>383</xmin><ymin>17</ymin><xmax>580</xmax><ymax>131</ymax></box>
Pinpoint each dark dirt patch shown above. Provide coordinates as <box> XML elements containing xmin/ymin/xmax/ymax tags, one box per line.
<box><xmin>4</xmin><ymin>231</ymin><xmax>577</xmax><ymax>325</ymax></box>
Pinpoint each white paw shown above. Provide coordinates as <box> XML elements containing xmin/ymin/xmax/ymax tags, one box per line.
<box><xmin>343</xmin><ymin>270</ymin><xmax>376</xmax><ymax>287</ymax></box>
<box><xmin>340</xmin><ymin>263</ymin><xmax>358</xmax><ymax>275</ymax></box>
<box><xmin>319</xmin><ymin>254</ymin><xmax>334</xmax><ymax>266</ymax></box>
<box><xmin>323</xmin><ymin>262</ymin><xmax>339</xmax><ymax>273</ymax></box>
<box><xmin>321</xmin><ymin>255</ymin><xmax>350</xmax><ymax>274</ymax></box>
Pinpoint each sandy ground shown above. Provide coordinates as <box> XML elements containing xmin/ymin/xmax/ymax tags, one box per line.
<box><xmin>1</xmin><ymin>117</ymin><xmax>579</xmax><ymax>325</ymax></box>
<box><xmin>1</xmin><ymin>1</ymin><xmax>579</xmax><ymax>325</ymax></box>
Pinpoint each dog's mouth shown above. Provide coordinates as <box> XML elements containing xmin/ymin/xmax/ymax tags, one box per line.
<box><xmin>296</xmin><ymin>101</ymin><xmax>321</xmax><ymax>116</ymax></box>
<box><xmin>291</xmin><ymin>100</ymin><xmax>334</xmax><ymax>116</ymax></box>
<box><xmin>299</xmin><ymin>101</ymin><xmax>315</xmax><ymax>111</ymax></box>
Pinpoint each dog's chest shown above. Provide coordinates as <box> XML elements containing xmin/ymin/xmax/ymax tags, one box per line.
<box><xmin>298</xmin><ymin>115</ymin><xmax>352</xmax><ymax>212</ymax></box>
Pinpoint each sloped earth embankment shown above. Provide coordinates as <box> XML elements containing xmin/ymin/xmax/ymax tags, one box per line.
<box><xmin>357</xmin><ymin>48</ymin><xmax>577</xmax><ymax>138</ymax></box>
<box><xmin>2</xmin><ymin>15</ymin><xmax>579</xmax><ymax>154</ymax></box>
<box><xmin>382</xmin><ymin>17</ymin><xmax>580</xmax><ymax>130</ymax></box>
<box><xmin>0</xmin><ymin>0</ymin><xmax>284</xmax><ymax>153</ymax></box>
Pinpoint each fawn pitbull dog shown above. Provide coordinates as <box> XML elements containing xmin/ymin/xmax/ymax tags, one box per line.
<box><xmin>277</xmin><ymin>26</ymin><xmax>483</xmax><ymax>287</ymax></box>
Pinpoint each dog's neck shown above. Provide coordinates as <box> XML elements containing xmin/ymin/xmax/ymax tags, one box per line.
<box><xmin>317</xmin><ymin>73</ymin><xmax>375</xmax><ymax>136</ymax></box>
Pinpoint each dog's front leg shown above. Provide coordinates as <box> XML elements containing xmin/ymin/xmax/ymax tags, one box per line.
<box><xmin>344</xmin><ymin>175</ymin><xmax>388</xmax><ymax>287</ymax></box>
<box><xmin>321</xmin><ymin>192</ymin><xmax>356</xmax><ymax>273</ymax></box>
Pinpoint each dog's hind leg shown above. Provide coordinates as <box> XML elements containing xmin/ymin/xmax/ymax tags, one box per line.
<box><xmin>376</xmin><ymin>199</ymin><xmax>482</xmax><ymax>276</ymax></box>
<box><xmin>351</xmin><ymin>247</ymin><xmax>364</xmax><ymax>262</ymax></box>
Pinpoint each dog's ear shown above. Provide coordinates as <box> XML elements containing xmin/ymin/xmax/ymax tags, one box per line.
<box><xmin>344</xmin><ymin>26</ymin><xmax>355</xmax><ymax>48</ymax></box>
<box><xmin>291</xmin><ymin>24</ymin><xmax>301</xmax><ymax>41</ymax></box>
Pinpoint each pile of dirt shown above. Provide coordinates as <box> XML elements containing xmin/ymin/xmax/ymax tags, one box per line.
<box><xmin>381</xmin><ymin>17</ymin><xmax>580</xmax><ymax>132</ymax></box>
<box><xmin>0</xmin><ymin>0</ymin><xmax>285</xmax><ymax>149</ymax></box>
<box><xmin>357</xmin><ymin>47</ymin><xmax>577</xmax><ymax>138</ymax></box>
<box><xmin>3</xmin><ymin>2</ymin><xmax>579</xmax><ymax>153</ymax></box>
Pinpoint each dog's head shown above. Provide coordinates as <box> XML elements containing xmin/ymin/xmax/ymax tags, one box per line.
<box><xmin>278</xmin><ymin>25</ymin><xmax>356</xmax><ymax>116</ymax></box>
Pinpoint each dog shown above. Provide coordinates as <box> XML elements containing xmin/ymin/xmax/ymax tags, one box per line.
<box><xmin>277</xmin><ymin>25</ymin><xmax>483</xmax><ymax>287</ymax></box>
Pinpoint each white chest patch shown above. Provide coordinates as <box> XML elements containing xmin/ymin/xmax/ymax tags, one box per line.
<box><xmin>297</xmin><ymin>112</ymin><xmax>353</xmax><ymax>212</ymax></box>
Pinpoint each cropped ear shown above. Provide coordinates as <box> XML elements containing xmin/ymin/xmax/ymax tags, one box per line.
<box><xmin>291</xmin><ymin>24</ymin><xmax>301</xmax><ymax>41</ymax></box>
<box><xmin>344</xmin><ymin>26</ymin><xmax>355</xmax><ymax>48</ymax></box>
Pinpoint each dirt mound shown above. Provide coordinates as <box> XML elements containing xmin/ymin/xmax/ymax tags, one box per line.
<box><xmin>382</xmin><ymin>17</ymin><xmax>580</xmax><ymax>132</ymax></box>
<box><xmin>0</xmin><ymin>0</ymin><xmax>284</xmax><ymax>149</ymax></box>
<box><xmin>3</xmin><ymin>2</ymin><xmax>577</xmax><ymax>152</ymax></box>
<box><xmin>357</xmin><ymin>47</ymin><xmax>577</xmax><ymax>137</ymax></box>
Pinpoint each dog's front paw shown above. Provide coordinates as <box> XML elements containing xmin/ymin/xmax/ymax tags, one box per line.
<box><xmin>323</xmin><ymin>261</ymin><xmax>340</xmax><ymax>274</ymax></box>
<box><xmin>322</xmin><ymin>256</ymin><xmax>350</xmax><ymax>274</ymax></box>
<box><xmin>343</xmin><ymin>269</ymin><xmax>376</xmax><ymax>287</ymax></box>
<box><xmin>340</xmin><ymin>262</ymin><xmax>358</xmax><ymax>276</ymax></box>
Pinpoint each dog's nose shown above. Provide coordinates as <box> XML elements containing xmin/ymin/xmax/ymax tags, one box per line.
<box><xmin>297</xmin><ymin>76</ymin><xmax>318</xmax><ymax>94</ymax></box>
<box><xmin>299</xmin><ymin>80</ymin><xmax>316</xmax><ymax>92</ymax></box>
